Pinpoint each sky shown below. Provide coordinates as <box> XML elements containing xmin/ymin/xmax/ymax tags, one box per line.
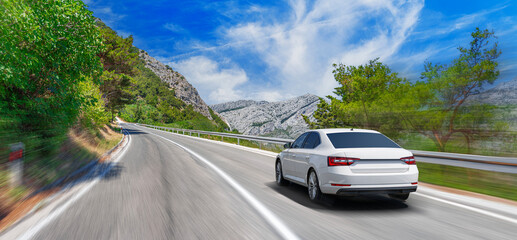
<box><xmin>84</xmin><ymin>0</ymin><xmax>517</xmax><ymax>105</ymax></box>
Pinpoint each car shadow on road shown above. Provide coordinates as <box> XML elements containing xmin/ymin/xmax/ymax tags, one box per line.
<box><xmin>124</xmin><ymin>129</ymin><xmax>148</xmax><ymax>135</ymax></box>
<box><xmin>266</xmin><ymin>181</ymin><xmax>410</xmax><ymax>211</ymax></box>
<box><xmin>29</xmin><ymin>162</ymin><xmax>125</xmax><ymax>200</ymax></box>
<box><xmin>60</xmin><ymin>162</ymin><xmax>125</xmax><ymax>190</ymax></box>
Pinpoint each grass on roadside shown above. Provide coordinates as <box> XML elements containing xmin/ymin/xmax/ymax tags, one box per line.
<box><xmin>397</xmin><ymin>132</ymin><xmax>517</xmax><ymax>157</ymax></box>
<box><xmin>418</xmin><ymin>162</ymin><xmax>517</xmax><ymax>201</ymax></box>
<box><xmin>0</xmin><ymin>123</ymin><xmax>123</xmax><ymax>226</ymax></box>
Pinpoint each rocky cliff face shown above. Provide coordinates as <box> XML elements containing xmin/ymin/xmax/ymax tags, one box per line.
<box><xmin>138</xmin><ymin>50</ymin><xmax>213</xmax><ymax>119</ymax></box>
<box><xmin>468</xmin><ymin>78</ymin><xmax>517</xmax><ymax>105</ymax></box>
<box><xmin>211</xmin><ymin>94</ymin><xmax>320</xmax><ymax>138</ymax></box>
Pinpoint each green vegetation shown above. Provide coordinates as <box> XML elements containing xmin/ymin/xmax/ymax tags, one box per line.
<box><xmin>418</xmin><ymin>162</ymin><xmax>517</xmax><ymax>201</ymax></box>
<box><xmin>0</xmin><ymin>0</ymin><xmax>105</xmax><ymax>158</ymax></box>
<box><xmin>305</xmin><ymin>28</ymin><xmax>513</xmax><ymax>156</ymax></box>
<box><xmin>97</xmin><ymin>21</ymin><xmax>138</xmax><ymax>121</ymax></box>
<box><xmin>119</xmin><ymin>56</ymin><xmax>228</xmax><ymax>131</ymax></box>
<box><xmin>0</xmin><ymin>0</ymin><xmax>228</xmax><ymax>186</ymax></box>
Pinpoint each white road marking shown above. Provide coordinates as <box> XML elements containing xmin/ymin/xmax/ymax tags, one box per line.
<box><xmin>414</xmin><ymin>193</ymin><xmax>517</xmax><ymax>225</ymax></box>
<box><xmin>137</xmin><ymin>125</ymin><xmax>278</xmax><ymax>158</ymax></box>
<box><xmin>17</xmin><ymin>130</ymin><xmax>132</xmax><ymax>240</ymax></box>
<box><xmin>145</xmin><ymin>130</ymin><xmax>300</xmax><ymax>240</ymax></box>
<box><xmin>143</xmin><ymin>124</ymin><xmax>517</xmax><ymax>227</ymax></box>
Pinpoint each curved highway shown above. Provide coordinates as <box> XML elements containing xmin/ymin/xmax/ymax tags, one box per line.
<box><xmin>3</xmin><ymin>123</ymin><xmax>517</xmax><ymax>239</ymax></box>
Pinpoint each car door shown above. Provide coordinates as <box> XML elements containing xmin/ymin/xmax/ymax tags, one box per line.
<box><xmin>284</xmin><ymin>133</ymin><xmax>308</xmax><ymax>180</ymax></box>
<box><xmin>296</xmin><ymin>132</ymin><xmax>321</xmax><ymax>179</ymax></box>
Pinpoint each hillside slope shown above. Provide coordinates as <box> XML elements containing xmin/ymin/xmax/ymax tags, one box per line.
<box><xmin>211</xmin><ymin>94</ymin><xmax>319</xmax><ymax>138</ymax></box>
<box><xmin>138</xmin><ymin>50</ymin><xmax>213</xmax><ymax>119</ymax></box>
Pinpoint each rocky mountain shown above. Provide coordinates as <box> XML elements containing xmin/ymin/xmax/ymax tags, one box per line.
<box><xmin>468</xmin><ymin>78</ymin><xmax>517</xmax><ymax>105</ymax></box>
<box><xmin>211</xmin><ymin>94</ymin><xmax>320</xmax><ymax>138</ymax></box>
<box><xmin>211</xmin><ymin>100</ymin><xmax>268</xmax><ymax>113</ymax></box>
<box><xmin>138</xmin><ymin>50</ymin><xmax>213</xmax><ymax>119</ymax></box>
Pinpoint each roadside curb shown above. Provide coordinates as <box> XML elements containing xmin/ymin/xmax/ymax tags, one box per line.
<box><xmin>0</xmin><ymin>125</ymin><xmax>129</xmax><ymax>234</ymax></box>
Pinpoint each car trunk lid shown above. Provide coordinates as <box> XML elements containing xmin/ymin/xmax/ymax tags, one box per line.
<box><xmin>340</xmin><ymin>148</ymin><xmax>412</xmax><ymax>173</ymax></box>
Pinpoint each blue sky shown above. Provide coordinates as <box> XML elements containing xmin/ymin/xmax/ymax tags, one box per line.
<box><xmin>84</xmin><ymin>0</ymin><xmax>517</xmax><ymax>104</ymax></box>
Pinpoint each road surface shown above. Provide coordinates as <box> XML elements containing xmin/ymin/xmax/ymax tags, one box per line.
<box><xmin>4</xmin><ymin>123</ymin><xmax>517</xmax><ymax>239</ymax></box>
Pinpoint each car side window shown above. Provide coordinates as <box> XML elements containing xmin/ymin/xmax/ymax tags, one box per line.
<box><xmin>292</xmin><ymin>133</ymin><xmax>309</xmax><ymax>148</ymax></box>
<box><xmin>302</xmin><ymin>132</ymin><xmax>321</xmax><ymax>149</ymax></box>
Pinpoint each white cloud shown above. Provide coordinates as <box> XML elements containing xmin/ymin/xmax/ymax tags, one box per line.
<box><xmin>222</xmin><ymin>0</ymin><xmax>425</xmax><ymax>100</ymax></box>
<box><xmin>170</xmin><ymin>56</ymin><xmax>249</xmax><ymax>104</ymax></box>
<box><xmin>412</xmin><ymin>5</ymin><xmax>508</xmax><ymax>40</ymax></box>
<box><xmin>163</xmin><ymin>23</ymin><xmax>185</xmax><ymax>33</ymax></box>
<box><xmin>92</xmin><ymin>7</ymin><xmax>125</xmax><ymax>26</ymax></box>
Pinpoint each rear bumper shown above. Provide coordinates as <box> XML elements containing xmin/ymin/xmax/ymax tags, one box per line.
<box><xmin>335</xmin><ymin>186</ymin><xmax>417</xmax><ymax>196</ymax></box>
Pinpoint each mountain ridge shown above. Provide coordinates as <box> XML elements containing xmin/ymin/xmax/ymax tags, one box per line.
<box><xmin>211</xmin><ymin>94</ymin><xmax>320</xmax><ymax>138</ymax></box>
<box><xmin>138</xmin><ymin>50</ymin><xmax>213</xmax><ymax>119</ymax></box>
<box><xmin>468</xmin><ymin>78</ymin><xmax>517</xmax><ymax>105</ymax></box>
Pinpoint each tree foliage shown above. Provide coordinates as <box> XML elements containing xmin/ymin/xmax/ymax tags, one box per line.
<box><xmin>306</xmin><ymin>28</ymin><xmax>504</xmax><ymax>152</ymax></box>
<box><xmin>409</xmin><ymin>28</ymin><xmax>502</xmax><ymax>151</ymax></box>
<box><xmin>96</xmin><ymin>22</ymin><xmax>138</xmax><ymax>120</ymax></box>
<box><xmin>0</xmin><ymin>0</ymin><xmax>103</xmax><ymax>153</ymax></box>
<box><xmin>304</xmin><ymin>59</ymin><xmax>409</xmax><ymax>136</ymax></box>
<box><xmin>78</xmin><ymin>80</ymin><xmax>110</xmax><ymax>129</ymax></box>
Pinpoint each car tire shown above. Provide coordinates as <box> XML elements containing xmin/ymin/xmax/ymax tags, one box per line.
<box><xmin>275</xmin><ymin>160</ymin><xmax>289</xmax><ymax>186</ymax></box>
<box><xmin>307</xmin><ymin>170</ymin><xmax>322</xmax><ymax>202</ymax></box>
<box><xmin>388</xmin><ymin>193</ymin><xmax>410</xmax><ymax>201</ymax></box>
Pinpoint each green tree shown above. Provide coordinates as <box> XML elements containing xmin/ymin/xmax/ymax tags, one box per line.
<box><xmin>303</xmin><ymin>97</ymin><xmax>344</xmax><ymax>129</ymax></box>
<box><xmin>0</xmin><ymin>0</ymin><xmax>103</xmax><ymax>153</ymax></box>
<box><xmin>304</xmin><ymin>58</ymin><xmax>408</xmax><ymax>135</ymax></box>
<box><xmin>411</xmin><ymin>28</ymin><xmax>502</xmax><ymax>151</ymax></box>
<box><xmin>78</xmin><ymin>80</ymin><xmax>110</xmax><ymax>129</ymax></box>
<box><xmin>99</xmin><ymin>71</ymin><xmax>132</xmax><ymax>121</ymax></box>
<box><xmin>96</xmin><ymin>22</ymin><xmax>138</xmax><ymax>120</ymax></box>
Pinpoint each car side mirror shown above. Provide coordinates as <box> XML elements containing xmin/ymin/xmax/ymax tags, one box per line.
<box><xmin>284</xmin><ymin>143</ymin><xmax>291</xmax><ymax>149</ymax></box>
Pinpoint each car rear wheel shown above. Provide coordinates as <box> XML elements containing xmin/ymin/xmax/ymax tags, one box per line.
<box><xmin>275</xmin><ymin>161</ymin><xmax>289</xmax><ymax>186</ymax></box>
<box><xmin>388</xmin><ymin>193</ymin><xmax>410</xmax><ymax>201</ymax></box>
<box><xmin>308</xmin><ymin>170</ymin><xmax>322</xmax><ymax>201</ymax></box>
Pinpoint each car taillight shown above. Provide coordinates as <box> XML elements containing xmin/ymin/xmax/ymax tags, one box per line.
<box><xmin>328</xmin><ymin>156</ymin><xmax>359</xmax><ymax>166</ymax></box>
<box><xmin>401</xmin><ymin>156</ymin><xmax>416</xmax><ymax>165</ymax></box>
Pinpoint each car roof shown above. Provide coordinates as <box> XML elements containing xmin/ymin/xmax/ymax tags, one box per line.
<box><xmin>311</xmin><ymin>128</ymin><xmax>380</xmax><ymax>134</ymax></box>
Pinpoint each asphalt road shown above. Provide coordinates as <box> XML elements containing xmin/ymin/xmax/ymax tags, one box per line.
<box><xmin>10</xmin><ymin>123</ymin><xmax>517</xmax><ymax>239</ymax></box>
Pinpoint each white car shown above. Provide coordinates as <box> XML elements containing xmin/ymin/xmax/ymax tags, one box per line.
<box><xmin>275</xmin><ymin>128</ymin><xmax>418</xmax><ymax>201</ymax></box>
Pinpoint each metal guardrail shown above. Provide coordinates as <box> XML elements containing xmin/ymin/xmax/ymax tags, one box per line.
<box><xmin>139</xmin><ymin>123</ymin><xmax>517</xmax><ymax>167</ymax></box>
<box><xmin>139</xmin><ymin>124</ymin><xmax>291</xmax><ymax>148</ymax></box>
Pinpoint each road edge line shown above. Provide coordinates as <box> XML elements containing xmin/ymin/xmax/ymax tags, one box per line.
<box><xmin>137</xmin><ymin>125</ymin><xmax>278</xmax><ymax>158</ymax></box>
<box><xmin>414</xmin><ymin>192</ymin><xmax>517</xmax><ymax>225</ymax></box>
<box><xmin>146</xmin><ymin>130</ymin><xmax>299</xmax><ymax>240</ymax></box>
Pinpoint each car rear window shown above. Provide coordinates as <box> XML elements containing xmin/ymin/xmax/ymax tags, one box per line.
<box><xmin>326</xmin><ymin>132</ymin><xmax>400</xmax><ymax>148</ymax></box>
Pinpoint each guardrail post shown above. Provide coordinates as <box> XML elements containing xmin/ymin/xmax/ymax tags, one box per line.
<box><xmin>237</xmin><ymin>138</ymin><xmax>240</xmax><ymax>145</ymax></box>
<box><xmin>198</xmin><ymin>132</ymin><xmax>200</xmax><ymax>137</ymax></box>
<box><xmin>221</xmin><ymin>136</ymin><xmax>224</xmax><ymax>142</ymax></box>
<box><xmin>183</xmin><ymin>131</ymin><xmax>184</xmax><ymax>135</ymax></box>
<box><xmin>189</xmin><ymin>132</ymin><xmax>192</xmax><ymax>136</ymax></box>
<box><xmin>8</xmin><ymin>142</ymin><xmax>24</xmax><ymax>187</ymax></box>
<box><xmin>259</xmin><ymin>142</ymin><xmax>262</xmax><ymax>149</ymax></box>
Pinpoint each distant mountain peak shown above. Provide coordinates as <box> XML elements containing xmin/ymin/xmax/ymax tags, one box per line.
<box><xmin>211</xmin><ymin>94</ymin><xmax>320</xmax><ymax>138</ymax></box>
<box><xmin>468</xmin><ymin>78</ymin><xmax>517</xmax><ymax>105</ymax></box>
